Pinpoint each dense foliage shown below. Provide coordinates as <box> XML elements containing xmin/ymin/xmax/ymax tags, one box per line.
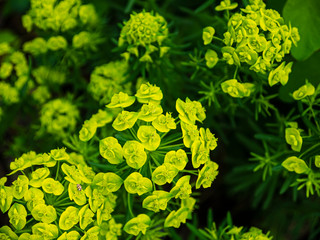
<box><xmin>0</xmin><ymin>0</ymin><xmax>320</xmax><ymax>239</ymax></box>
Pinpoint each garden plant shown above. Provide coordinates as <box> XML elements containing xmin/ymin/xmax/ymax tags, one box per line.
<box><xmin>0</xmin><ymin>0</ymin><xmax>320</xmax><ymax>239</ymax></box>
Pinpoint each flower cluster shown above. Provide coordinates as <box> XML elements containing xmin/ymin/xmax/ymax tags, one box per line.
<box><xmin>21</xmin><ymin>0</ymin><xmax>102</xmax><ymax>65</ymax></box>
<box><xmin>0</xmin><ymin>148</ymin><xmax>126</xmax><ymax>240</ymax></box>
<box><xmin>78</xmin><ymin>82</ymin><xmax>219</xmax><ymax>236</ymax></box>
<box><xmin>281</xmin><ymin>119</ymin><xmax>320</xmax><ymax>197</ymax></box>
<box><xmin>118</xmin><ymin>11</ymin><xmax>170</xmax><ymax>62</ymax></box>
<box><xmin>0</xmin><ymin>43</ymin><xmax>33</xmax><ymax>119</ymax></box>
<box><xmin>88</xmin><ymin>61</ymin><xmax>132</xmax><ymax>104</ymax></box>
<box><xmin>203</xmin><ymin>0</ymin><xmax>300</xmax><ymax>97</ymax></box>
<box><xmin>22</xmin><ymin>0</ymin><xmax>98</xmax><ymax>32</ymax></box>
<box><xmin>40</xmin><ymin>99</ymin><xmax>79</xmax><ymax>139</ymax></box>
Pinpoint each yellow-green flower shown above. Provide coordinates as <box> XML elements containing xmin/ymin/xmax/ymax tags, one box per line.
<box><xmin>61</xmin><ymin>163</ymin><xmax>82</xmax><ymax>184</ymax></box>
<box><xmin>152</xmin><ymin>113</ymin><xmax>176</xmax><ymax>132</ymax></box>
<box><xmin>79</xmin><ymin>119</ymin><xmax>97</xmax><ymax>142</ymax></box>
<box><xmin>59</xmin><ymin>206</ymin><xmax>79</xmax><ymax>230</ymax></box>
<box><xmin>107</xmin><ymin>92</ymin><xmax>135</xmax><ymax>109</ymax></box>
<box><xmin>42</xmin><ymin>178</ymin><xmax>64</xmax><ymax>195</ymax></box>
<box><xmin>135</xmin><ymin>83</ymin><xmax>163</xmax><ymax>104</ymax></box>
<box><xmin>57</xmin><ymin>231</ymin><xmax>81</xmax><ymax>240</ymax></box>
<box><xmin>137</xmin><ymin>125</ymin><xmax>161</xmax><ymax>151</ymax></box>
<box><xmin>79</xmin><ymin>204</ymin><xmax>94</xmax><ymax>230</ymax></box>
<box><xmin>0</xmin><ymin>178</ymin><xmax>13</xmax><ymax>213</ymax></box>
<box><xmin>50</xmin><ymin>148</ymin><xmax>70</xmax><ymax>161</ymax></box>
<box><xmin>91</xmin><ymin>110</ymin><xmax>114</xmax><ymax>127</ymax></box>
<box><xmin>203</xmin><ymin>26</ymin><xmax>215</xmax><ymax>45</ymax></box>
<box><xmin>124</xmin><ymin>172</ymin><xmax>153</xmax><ymax>195</ymax></box>
<box><xmin>292</xmin><ymin>82</ymin><xmax>315</xmax><ymax>100</ymax></box>
<box><xmin>181</xmin><ymin>122</ymin><xmax>200</xmax><ymax>148</ymax></box>
<box><xmin>24</xmin><ymin>188</ymin><xmax>45</xmax><ymax>212</ymax></box>
<box><xmin>285</xmin><ymin>128</ymin><xmax>303</xmax><ymax>152</ymax></box>
<box><xmin>215</xmin><ymin>0</ymin><xmax>238</xmax><ymax>11</ymax></box>
<box><xmin>176</xmin><ymin>98</ymin><xmax>206</xmax><ymax>125</ymax></box>
<box><xmin>282</xmin><ymin>156</ymin><xmax>309</xmax><ymax>174</ymax></box>
<box><xmin>119</xmin><ymin>11</ymin><xmax>168</xmax><ymax>47</ymax></box>
<box><xmin>196</xmin><ymin>161</ymin><xmax>219</xmax><ymax>189</ymax></box>
<box><xmin>221</xmin><ymin>79</ymin><xmax>255</xmax><ymax>98</ymax></box>
<box><xmin>92</xmin><ymin>172</ymin><xmax>123</xmax><ymax>193</ymax></box>
<box><xmin>32</xmin><ymin>223</ymin><xmax>59</xmax><ymax>240</ymax></box>
<box><xmin>0</xmin><ymin>226</ymin><xmax>18</xmax><ymax>240</ymax></box>
<box><xmin>112</xmin><ymin>111</ymin><xmax>138</xmax><ymax>131</ymax></box>
<box><xmin>268</xmin><ymin>62</ymin><xmax>293</xmax><ymax>86</ymax></box>
<box><xmin>100</xmin><ymin>137</ymin><xmax>124</xmax><ymax>164</ymax></box>
<box><xmin>123</xmin><ymin>141</ymin><xmax>147</xmax><ymax>169</ymax></box>
<box><xmin>205</xmin><ymin>49</ymin><xmax>219</xmax><ymax>68</ymax></box>
<box><xmin>191</xmin><ymin>140</ymin><xmax>210</xmax><ymax>168</ymax></box>
<box><xmin>68</xmin><ymin>183</ymin><xmax>87</xmax><ymax>206</ymax></box>
<box><xmin>152</xmin><ymin>163</ymin><xmax>179</xmax><ymax>185</ymax></box>
<box><xmin>138</xmin><ymin>103</ymin><xmax>163</xmax><ymax>122</ymax></box>
<box><xmin>81</xmin><ymin>226</ymin><xmax>100</xmax><ymax>240</ymax></box>
<box><xmin>8</xmin><ymin>203</ymin><xmax>27</xmax><ymax>230</ymax></box>
<box><xmin>164</xmin><ymin>149</ymin><xmax>188</xmax><ymax>171</ymax></box>
<box><xmin>0</xmin><ymin>62</ymin><xmax>13</xmax><ymax>79</ymax></box>
<box><xmin>47</xmin><ymin>36</ymin><xmax>67</xmax><ymax>51</ymax></box>
<box><xmin>12</xmin><ymin>175</ymin><xmax>29</xmax><ymax>199</ymax></box>
<box><xmin>123</xmin><ymin>214</ymin><xmax>151</xmax><ymax>236</ymax></box>
<box><xmin>142</xmin><ymin>190</ymin><xmax>172</xmax><ymax>212</ymax></box>
<box><xmin>200</xmin><ymin>128</ymin><xmax>218</xmax><ymax>151</ymax></box>
<box><xmin>31</xmin><ymin>204</ymin><xmax>57</xmax><ymax>224</ymax></box>
<box><xmin>170</xmin><ymin>175</ymin><xmax>192</xmax><ymax>199</ymax></box>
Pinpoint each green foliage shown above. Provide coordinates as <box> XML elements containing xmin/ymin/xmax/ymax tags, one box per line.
<box><xmin>0</xmin><ymin>0</ymin><xmax>320</xmax><ymax>239</ymax></box>
<box><xmin>283</xmin><ymin>0</ymin><xmax>320</xmax><ymax>60</ymax></box>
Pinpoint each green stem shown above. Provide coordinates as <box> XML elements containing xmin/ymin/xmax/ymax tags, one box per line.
<box><xmin>181</xmin><ymin>169</ymin><xmax>198</xmax><ymax>176</ymax></box>
<box><xmin>149</xmin><ymin>160</ymin><xmax>156</xmax><ymax>191</ymax></box>
<box><xmin>53</xmin><ymin>197</ymin><xmax>71</xmax><ymax>206</ymax></box>
<box><xmin>55</xmin><ymin>161</ymin><xmax>61</xmax><ymax>180</ymax></box>
<box><xmin>160</xmin><ymin>136</ymin><xmax>183</xmax><ymax>146</ymax></box>
<box><xmin>127</xmin><ymin>193</ymin><xmax>134</xmax><ymax>217</ymax></box>
<box><xmin>158</xmin><ymin>143</ymin><xmax>185</xmax><ymax>150</ymax></box>
<box><xmin>233</xmin><ymin>66</ymin><xmax>239</xmax><ymax>79</ymax></box>
<box><xmin>211</xmin><ymin>36</ymin><xmax>224</xmax><ymax>44</ymax></box>
<box><xmin>149</xmin><ymin>154</ymin><xmax>161</xmax><ymax>166</ymax></box>
<box><xmin>299</xmin><ymin>142</ymin><xmax>320</xmax><ymax>159</ymax></box>
<box><xmin>56</xmin><ymin>202</ymin><xmax>77</xmax><ymax>207</ymax></box>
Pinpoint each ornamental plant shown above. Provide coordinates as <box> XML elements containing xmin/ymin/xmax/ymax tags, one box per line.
<box><xmin>76</xmin><ymin>82</ymin><xmax>219</xmax><ymax>237</ymax></box>
<box><xmin>1</xmin><ymin>0</ymin><xmax>320</xmax><ymax>239</ymax></box>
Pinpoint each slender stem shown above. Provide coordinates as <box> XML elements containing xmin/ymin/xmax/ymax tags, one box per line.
<box><xmin>53</xmin><ymin>197</ymin><xmax>71</xmax><ymax>206</ymax></box>
<box><xmin>299</xmin><ymin>142</ymin><xmax>320</xmax><ymax>159</ymax></box>
<box><xmin>127</xmin><ymin>193</ymin><xmax>134</xmax><ymax>217</ymax></box>
<box><xmin>160</xmin><ymin>136</ymin><xmax>183</xmax><ymax>146</ymax></box>
<box><xmin>233</xmin><ymin>66</ymin><xmax>239</xmax><ymax>79</ymax></box>
<box><xmin>212</xmin><ymin>36</ymin><xmax>225</xmax><ymax>43</ymax></box>
<box><xmin>158</xmin><ymin>143</ymin><xmax>185</xmax><ymax>150</ymax></box>
<box><xmin>181</xmin><ymin>169</ymin><xmax>198</xmax><ymax>176</ymax></box>
<box><xmin>55</xmin><ymin>161</ymin><xmax>61</xmax><ymax>180</ymax></box>
<box><xmin>129</xmin><ymin>127</ymin><xmax>139</xmax><ymax>141</ymax></box>
<box><xmin>149</xmin><ymin>160</ymin><xmax>156</xmax><ymax>191</ymax></box>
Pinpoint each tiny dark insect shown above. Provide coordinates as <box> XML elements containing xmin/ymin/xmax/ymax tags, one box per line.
<box><xmin>77</xmin><ymin>184</ymin><xmax>82</xmax><ymax>191</ymax></box>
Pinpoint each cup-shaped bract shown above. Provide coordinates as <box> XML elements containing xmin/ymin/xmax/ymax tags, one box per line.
<box><xmin>124</xmin><ymin>172</ymin><xmax>153</xmax><ymax>196</ymax></box>
<box><xmin>100</xmin><ymin>137</ymin><xmax>124</xmax><ymax>164</ymax></box>
<box><xmin>59</xmin><ymin>206</ymin><xmax>80</xmax><ymax>231</ymax></box>
<box><xmin>123</xmin><ymin>141</ymin><xmax>147</xmax><ymax>169</ymax></box>
<box><xmin>123</xmin><ymin>214</ymin><xmax>151</xmax><ymax>236</ymax></box>
<box><xmin>137</xmin><ymin>125</ymin><xmax>161</xmax><ymax>151</ymax></box>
